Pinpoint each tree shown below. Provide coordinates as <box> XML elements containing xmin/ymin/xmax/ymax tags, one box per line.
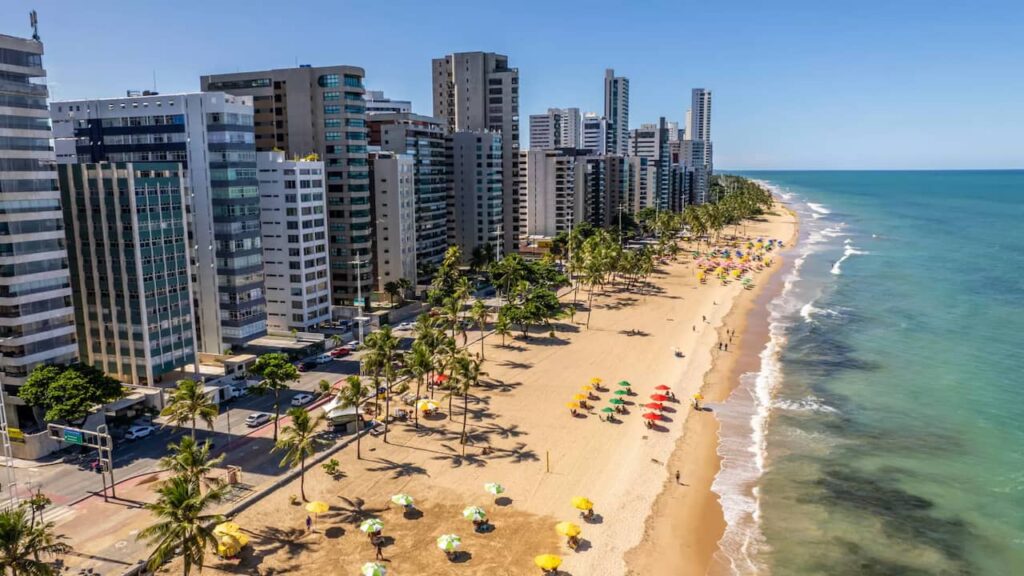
<box><xmin>469</xmin><ymin>243</ymin><xmax>495</xmax><ymax>272</ymax></box>
<box><xmin>328</xmin><ymin>334</ymin><xmax>343</xmax><ymax>350</ymax></box>
<box><xmin>137</xmin><ymin>475</ymin><xmax>227</xmax><ymax>576</ymax></box>
<box><xmin>401</xmin><ymin>341</ymin><xmax>433</xmax><ymax>428</ymax></box>
<box><xmin>25</xmin><ymin>490</ymin><xmax>51</xmax><ymax>527</ymax></box>
<box><xmin>19</xmin><ymin>364</ymin><xmax>123</xmax><ymax>428</ymax></box>
<box><xmin>469</xmin><ymin>300</ymin><xmax>492</xmax><ymax>358</ymax></box>
<box><xmin>160</xmin><ymin>379</ymin><xmax>217</xmax><ymax>440</ymax></box>
<box><xmin>361</xmin><ymin>327</ymin><xmax>401</xmax><ymax>442</ymax></box>
<box><xmin>337</xmin><ymin>375</ymin><xmax>369</xmax><ymax>459</ymax></box>
<box><xmin>158</xmin><ymin>436</ymin><xmax>224</xmax><ymax>488</ymax></box>
<box><xmin>290</xmin><ymin>328</ymin><xmax>299</xmax><ymax>341</ymax></box>
<box><xmin>251</xmin><ymin>353</ymin><xmax>300</xmax><ymax>442</ymax></box>
<box><xmin>493</xmin><ymin>311</ymin><xmax>512</xmax><ymax>347</ymax></box>
<box><xmin>383</xmin><ymin>281</ymin><xmax>402</xmax><ymax>306</ymax></box>
<box><xmin>317</xmin><ymin>378</ymin><xmax>332</xmax><ymax>397</ymax></box>
<box><xmin>397</xmin><ymin>277</ymin><xmax>414</xmax><ymax>301</ymax></box>
<box><xmin>449</xmin><ymin>353</ymin><xmax>486</xmax><ymax>456</ymax></box>
<box><xmin>0</xmin><ymin>506</ymin><xmax>70</xmax><ymax>576</ymax></box>
<box><xmin>428</xmin><ymin>245</ymin><xmax>463</xmax><ymax>305</ymax></box>
<box><xmin>274</xmin><ymin>408</ymin><xmax>325</xmax><ymax>502</ymax></box>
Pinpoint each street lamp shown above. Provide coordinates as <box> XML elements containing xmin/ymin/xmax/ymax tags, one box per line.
<box><xmin>350</xmin><ymin>257</ymin><xmax>368</xmax><ymax>344</ymax></box>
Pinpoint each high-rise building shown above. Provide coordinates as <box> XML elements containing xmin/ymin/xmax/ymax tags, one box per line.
<box><xmin>529</xmin><ymin>107</ymin><xmax>581</xmax><ymax>150</ymax></box>
<box><xmin>369</xmin><ymin>151</ymin><xmax>416</xmax><ymax>290</ymax></box>
<box><xmin>365</xmin><ymin>90</ymin><xmax>412</xmax><ymax>115</ymax></box>
<box><xmin>603</xmin><ymin>69</ymin><xmax>629</xmax><ymax>156</ymax></box>
<box><xmin>367</xmin><ymin>112</ymin><xmax>448</xmax><ymax>279</ymax></box>
<box><xmin>58</xmin><ymin>162</ymin><xmax>195</xmax><ymax>385</ymax></box>
<box><xmin>627</xmin><ymin>118</ymin><xmax>674</xmax><ymax>209</ymax></box>
<box><xmin>200</xmin><ymin>66</ymin><xmax>371</xmax><ymax>306</ymax></box>
<box><xmin>581</xmin><ymin>112</ymin><xmax>608</xmax><ymax>155</ymax></box>
<box><xmin>628</xmin><ymin>123</ymin><xmax>660</xmax><ymax>160</ymax></box>
<box><xmin>51</xmin><ymin>92</ymin><xmax>267</xmax><ymax>353</ymax></box>
<box><xmin>256</xmin><ymin>151</ymin><xmax>330</xmax><ymax>332</ymax></box>
<box><xmin>0</xmin><ymin>33</ymin><xmax>78</xmax><ymax>428</ymax></box>
<box><xmin>690</xmin><ymin>88</ymin><xmax>712</xmax><ymax>143</ymax></box>
<box><xmin>518</xmin><ymin>149</ymin><xmax>584</xmax><ymax>240</ymax></box>
<box><xmin>432</xmin><ymin>52</ymin><xmax>519</xmax><ymax>252</ymax></box>
<box><xmin>448</xmin><ymin>131</ymin><xmax>503</xmax><ymax>258</ymax></box>
<box><xmin>685</xmin><ymin>88</ymin><xmax>713</xmax><ymax>204</ymax></box>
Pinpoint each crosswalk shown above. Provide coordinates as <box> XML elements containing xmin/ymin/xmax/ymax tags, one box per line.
<box><xmin>0</xmin><ymin>497</ymin><xmax>77</xmax><ymax>526</ymax></box>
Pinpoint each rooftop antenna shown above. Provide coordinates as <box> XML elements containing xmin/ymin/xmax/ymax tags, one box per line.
<box><xmin>29</xmin><ymin>10</ymin><xmax>40</xmax><ymax>41</ymax></box>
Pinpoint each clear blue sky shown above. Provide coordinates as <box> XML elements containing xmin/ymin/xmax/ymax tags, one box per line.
<box><xmin>4</xmin><ymin>0</ymin><xmax>1022</xmax><ymax>169</ymax></box>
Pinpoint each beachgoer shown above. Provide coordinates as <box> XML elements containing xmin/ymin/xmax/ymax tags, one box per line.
<box><xmin>702</xmin><ymin>315</ymin><xmax>706</xmax><ymax>323</ymax></box>
<box><xmin>676</xmin><ymin>470</ymin><xmax>681</xmax><ymax>484</ymax></box>
<box><xmin>305</xmin><ymin>515</ymin><xmax>312</xmax><ymax>532</ymax></box>
<box><xmin>374</xmin><ymin>535</ymin><xmax>385</xmax><ymax>560</ymax></box>
<box><xmin>692</xmin><ymin>325</ymin><xmax>696</xmax><ymax>332</ymax></box>
<box><xmin>724</xmin><ymin>343</ymin><xmax>729</xmax><ymax>352</ymax></box>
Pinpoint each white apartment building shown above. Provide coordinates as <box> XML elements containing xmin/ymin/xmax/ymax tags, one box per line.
<box><xmin>257</xmin><ymin>151</ymin><xmax>330</xmax><ymax>332</ymax></box>
<box><xmin>365</xmin><ymin>90</ymin><xmax>412</xmax><ymax>115</ymax></box>
<box><xmin>518</xmin><ymin>149</ymin><xmax>585</xmax><ymax>240</ymax></box>
<box><xmin>582</xmin><ymin>112</ymin><xmax>607</xmax><ymax>155</ymax></box>
<box><xmin>448</xmin><ymin>131</ymin><xmax>504</xmax><ymax>257</ymax></box>
<box><xmin>369</xmin><ymin>151</ymin><xmax>417</xmax><ymax>291</ymax></box>
<box><xmin>604</xmin><ymin>69</ymin><xmax>630</xmax><ymax>156</ymax></box>
<box><xmin>529</xmin><ymin>107</ymin><xmax>581</xmax><ymax>150</ymax></box>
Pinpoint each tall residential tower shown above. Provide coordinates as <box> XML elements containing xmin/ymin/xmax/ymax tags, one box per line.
<box><xmin>603</xmin><ymin>69</ymin><xmax>629</xmax><ymax>156</ymax></box>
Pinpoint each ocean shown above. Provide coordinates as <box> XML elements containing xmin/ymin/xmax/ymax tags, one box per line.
<box><xmin>710</xmin><ymin>171</ymin><xmax>1024</xmax><ymax>575</ymax></box>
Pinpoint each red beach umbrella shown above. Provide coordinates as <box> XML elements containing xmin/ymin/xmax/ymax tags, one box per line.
<box><xmin>434</xmin><ymin>374</ymin><xmax>449</xmax><ymax>384</ymax></box>
<box><xmin>642</xmin><ymin>412</ymin><xmax>663</xmax><ymax>421</ymax></box>
<box><xmin>654</xmin><ymin>385</ymin><xmax>671</xmax><ymax>391</ymax></box>
<box><xmin>650</xmin><ymin>394</ymin><xmax>669</xmax><ymax>402</ymax></box>
<box><xmin>643</xmin><ymin>402</ymin><xmax>664</xmax><ymax>411</ymax></box>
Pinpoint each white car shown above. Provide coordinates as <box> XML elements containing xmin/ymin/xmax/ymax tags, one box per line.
<box><xmin>245</xmin><ymin>412</ymin><xmax>272</xmax><ymax>427</ymax></box>
<box><xmin>316</xmin><ymin>354</ymin><xmax>333</xmax><ymax>364</ymax></box>
<box><xmin>124</xmin><ymin>425</ymin><xmax>154</xmax><ymax>441</ymax></box>
<box><xmin>394</xmin><ymin>322</ymin><xmax>415</xmax><ymax>332</ymax></box>
<box><xmin>291</xmin><ymin>393</ymin><xmax>314</xmax><ymax>407</ymax></box>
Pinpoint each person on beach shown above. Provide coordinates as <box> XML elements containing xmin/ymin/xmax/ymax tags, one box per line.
<box><xmin>676</xmin><ymin>470</ymin><xmax>681</xmax><ymax>484</ymax></box>
<box><xmin>724</xmin><ymin>343</ymin><xmax>729</xmax><ymax>352</ymax></box>
<box><xmin>373</xmin><ymin>535</ymin><xmax>385</xmax><ymax>560</ymax></box>
<box><xmin>305</xmin><ymin>515</ymin><xmax>312</xmax><ymax>532</ymax></box>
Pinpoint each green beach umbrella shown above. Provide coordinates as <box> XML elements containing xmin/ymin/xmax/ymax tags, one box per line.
<box><xmin>617</xmin><ymin>380</ymin><xmax>631</xmax><ymax>387</ymax></box>
<box><xmin>462</xmin><ymin>506</ymin><xmax>487</xmax><ymax>522</ymax></box>
<box><xmin>391</xmin><ymin>494</ymin><xmax>414</xmax><ymax>507</ymax></box>
<box><xmin>361</xmin><ymin>562</ymin><xmax>387</xmax><ymax>576</ymax></box>
<box><xmin>600</xmin><ymin>407</ymin><xmax>615</xmax><ymax>413</ymax></box>
<box><xmin>609</xmin><ymin>398</ymin><xmax>625</xmax><ymax>405</ymax></box>
<box><xmin>359</xmin><ymin>518</ymin><xmax>384</xmax><ymax>534</ymax></box>
<box><xmin>484</xmin><ymin>482</ymin><xmax>505</xmax><ymax>496</ymax></box>
<box><xmin>614</xmin><ymin>389</ymin><xmax>630</xmax><ymax>396</ymax></box>
<box><xmin>437</xmin><ymin>534</ymin><xmax>462</xmax><ymax>552</ymax></box>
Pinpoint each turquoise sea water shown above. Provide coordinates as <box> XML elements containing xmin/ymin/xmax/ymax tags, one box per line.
<box><xmin>711</xmin><ymin>171</ymin><xmax>1024</xmax><ymax>575</ymax></box>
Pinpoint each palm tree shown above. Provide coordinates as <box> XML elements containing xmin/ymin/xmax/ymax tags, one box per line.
<box><xmin>397</xmin><ymin>277</ymin><xmax>413</xmax><ymax>301</ymax></box>
<box><xmin>137</xmin><ymin>475</ymin><xmax>227</xmax><ymax>576</ymax></box>
<box><xmin>337</xmin><ymin>375</ymin><xmax>369</xmax><ymax>459</ymax></box>
<box><xmin>317</xmin><ymin>379</ymin><xmax>332</xmax><ymax>397</ymax></box>
<box><xmin>468</xmin><ymin>300</ymin><xmax>492</xmax><ymax>358</ymax></box>
<box><xmin>274</xmin><ymin>408</ymin><xmax>325</xmax><ymax>502</ymax></box>
<box><xmin>361</xmin><ymin>327</ymin><xmax>401</xmax><ymax>442</ymax></box>
<box><xmin>158</xmin><ymin>436</ymin><xmax>224</xmax><ymax>487</ymax></box>
<box><xmin>383</xmin><ymin>281</ymin><xmax>401</xmax><ymax>306</ymax></box>
<box><xmin>441</xmin><ymin>296</ymin><xmax>463</xmax><ymax>341</ymax></box>
<box><xmin>25</xmin><ymin>490</ymin><xmax>51</xmax><ymax>527</ymax></box>
<box><xmin>493</xmin><ymin>311</ymin><xmax>512</xmax><ymax>347</ymax></box>
<box><xmin>0</xmin><ymin>507</ymin><xmax>69</xmax><ymax>575</ymax></box>
<box><xmin>328</xmin><ymin>334</ymin><xmax>343</xmax><ymax>351</ymax></box>
<box><xmin>252</xmin><ymin>353</ymin><xmax>300</xmax><ymax>442</ymax></box>
<box><xmin>402</xmin><ymin>341</ymin><xmax>433</xmax><ymax>428</ymax></box>
<box><xmin>449</xmin><ymin>353</ymin><xmax>487</xmax><ymax>456</ymax></box>
<box><xmin>160</xmin><ymin>379</ymin><xmax>217</xmax><ymax>440</ymax></box>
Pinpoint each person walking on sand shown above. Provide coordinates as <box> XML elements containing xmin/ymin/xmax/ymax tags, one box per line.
<box><xmin>306</xmin><ymin>515</ymin><xmax>312</xmax><ymax>532</ymax></box>
<box><xmin>676</xmin><ymin>470</ymin><xmax>681</xmax><ymax>484</ymax></box>
<box><xmin>374</xmin><ymin>535</ymin><xmax>385</xmax><ymax>560</ymax></box>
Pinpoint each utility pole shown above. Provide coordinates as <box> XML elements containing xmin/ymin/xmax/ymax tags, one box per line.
<box><xmin>351</xmin><ymin>257</ymin><xmax>367</xmax><ymax>344</ymax></box>
<box><xmin>0</xmin><ymin>371</ymin><xmax>17</xmax><ymax>507</ymax></box>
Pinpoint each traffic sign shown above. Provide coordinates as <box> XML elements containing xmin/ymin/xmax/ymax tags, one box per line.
<box><xmin>353</xmin><ymin>297</ymin><xmax>365</xmax><ymax>306</ymax></box>
<box><xmin>63</xmin><ymin>429</ymin><xmax>84</xmax><ymax>445</ymax></box>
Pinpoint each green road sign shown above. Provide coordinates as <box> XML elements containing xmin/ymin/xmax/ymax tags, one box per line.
<box><xmin>353</xmin><ymin>297</ymin><xmax>365</xmax><ymax>306</ymax></box>
<box><xmin>63</xmin><ymin>429</ymin><xmax>84</xmax><ymax>445</ymax></box>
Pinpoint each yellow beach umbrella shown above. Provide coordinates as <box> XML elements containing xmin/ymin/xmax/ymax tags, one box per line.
<box><xmin>417</xmin><ymin>399</ymin><xmax>439</xmax><ymax>412</ymax></box>
<box><xmin>566</xmin><ymin>402</ymin><xmax>580</xmax><ymax>409</ymax></box>
<box><xmin>571</xmin><ymin>496</ymin><xmax>594</xmax><ymax>511</ymax></box>
<box><xmin>694</xmin><ymin>393</ymin><xmax>704</xmax><ymax>401</ymax></box>
<box><xmin>305</xmin><ymin>501</ymin><xmax>330</xmax><ymax>515</ymax></box>
<box><xmin>589</xmin><ymin>377</ymin><xmax>602</xmax><ymax>384</ymax></box>
<box><xmin>555</xmin><ymin>521</ymin><xmax>582</xmax><ymax>537</ymax></box>
<box><xmin>534</xmin><ymin>554</ymin><xmax>563</xmax><ymax>571</ymax></box>
<box><xmin>572</xmin><ymin>393</ymin><xmax>587</xmax><ymax>401</ymax></box>
<box><xmin>214</xmin><ymin>521</ymin><xmax>242</xmax><ymax>536</ymax></box>
<box><xmin>580</xmin><ymin>385</ymin><xmax>593</xmax><ymax>392</ymax></box>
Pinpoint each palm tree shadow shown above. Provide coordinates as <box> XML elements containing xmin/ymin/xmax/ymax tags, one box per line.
<box><xmin>363</xmin><ymin>457</ymin><xmax>429</xmax><ymax>478</ymax></box>
<box><xmin>242</xmin><ymin>526</ymin><xmax>315</xmax><ymax>560</ymax></box>
<box><xmin>327</xmin><ymin>497</ymin><xmax>389</xmax><ymax>525</ymax></box>
<box><xmin>478</xmin><ymin>422</ymin><xmax>527</xmax><ymax>439</ymax></box>
<box><xmin>432</xmin><ymin>443</ymin><xmax>487</xmax><ymax>468</ymax></box>
<box><xmin>498</xmin><ymin>359</ymin><xmax>533</xmax><ymax>370</ymax></box>
<box><xmin>478</xmin><ymin>379</ymin><xmax>523</xmax><ymax>393</ymax></box>
<box><xmin>487</xmin><ymin>441</ymin><xmax>539</xmax><ymax>464</ymax></box>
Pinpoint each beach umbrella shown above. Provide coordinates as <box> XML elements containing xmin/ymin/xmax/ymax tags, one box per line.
<box><xmin>437</xmin><ymin>534</ymin><xmax>462</xmax><ymax>552</ymax></box>
<box><xmin>650</xmin><ymin>394</ymin><xmax>669</xmax><ymax>402</ymax></box>
<box><xmin>361</xmin><ymin>562</ymin><xmax>387</xmax><ymax>576</ymax></box>
<box><xmin>589</xmin><ymin>377</ymin><xmax>602</xmax><ymax>385</ymax></box>
<box><xmin>214</xmin><ymin>521</ymin><xmax>242</xmax><ymax>536</ymax></box>
<box><xmin>644</xmin><ymin>402</ymin><xmax>664</xmax><ymax>411</ymax></box>
<box><xmin>305</xmin><ymin>501</ymin><xmax>330</xmax><ymax>515</ymax></box>
<box><xmin>217</xmin><ymin>533</ymin><xmax>244</xmax><ymax>558</ymax></box>
<box><xmin>566</xmin><ymin>402</ymin><xmax>580</xmax><ymax>409</ymax></box>
<box><xmin>694</xmin><ymin>393</ymin><xmax>704</xmax><ymax>401</ymax></box>
<box><xmin>555</xmin><ymin>521</ymin><xmax>582</xmax><ymax>537</ymax></box>
<box><xmin>580</xmin><ymin>385</ymin><xmax>593</xmax><ymax>392</ymax></box>
<box><xmin>534</xmin><ymin>554</ymin><xmax>563</xmax><ymax>571</ymax></box>
<box><xmin>417</xmin><ymin>399</ymin><xmax>439</xmax><ymax>412</ymax></box>
<box><xmin>462</xmin><ymin>506</ymin><xmax>487</xmax><ymax>522</ymax></box>
<box><xmin>572</xmin><ymin>393</ymin><xmax>587</xmax><ymax>401</ymax></box>
<box><xmin>643</xmin><ymin>412</ymin><xmax>663</xmax><ymax>421</ymax></box>
<box><xmin>617</xmin><ymin>380</ymin><xmax>631</xmax><ymax>387</ymax></box>
<box><xmin>359</xmin><ymin>518</ymin><xmax>384</xmax><ymax>534</ymax></box>
<box><xmin>600</xmin><ymin>407</ymin><xmax>615</xmax><ymax>413</ymax></box>
<box><xmin>484</xmin><ymin>482</ymin><xmax>505</xmax><ymax>496</ymax></box>
<box><xmin>654</xmin><ymin>385</ymin><xmax>671</xmax><ymax>391</ymax></box>
<box><xmin>608</xmin><ymin>398</ymin><xmax>625</xmax><ymax>405</ymax></box>
<box><xmin>613</xmin><ymin>389</ymin><xmax>630</xmax><ymax>396</ymax></box>
<box><xmin>571</xmin><ymin>496</ymin><xmax>594</xmax><ymax>511</ymax></box>
<box><xmin>391</xmin><ymin>493</ymin><xmax>414</xmax><ymax>507</ymax></box>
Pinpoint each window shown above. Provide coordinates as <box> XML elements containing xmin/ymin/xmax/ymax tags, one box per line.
<box><xmin>324</xmin><ymin>105</ymin><xmax>340</xmax><ymax>115</ymax></box>
<box><xmin>325</xmin><ymin>132</ymin><xmax>341</xmax><ymax>141</ymax></box>
<box><xmin>324</xmin><ymin>119</ymin><xmax>341</xmax><ymax>128</ymax></box>
<box><xmin>318</xmin><ymin>74</ymin><xmax>339</xmax><ymax>87</ymax></box>
<box><xmin>343</xmin><ymin>75</ymin><xmax>362</xmax><ymax>88</ymax></box>
<box><xmin>323</xmin><ymin>91</ymin><xmax>340</xmax><ymax>101</ymax></box>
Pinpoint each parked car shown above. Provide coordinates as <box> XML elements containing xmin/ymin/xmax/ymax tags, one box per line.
<box><xmin>124</xmin><ymin>425</ymin><xmax>154</xmax><ymax>441</ymax></box>
<box><xmin>229</xmin><ymin>384</ymin><xmax>248</xmax><ymax>398</ymax></box>
<box><xmin>330</xmin><ymin>347</ymin><xmax>350</xmax><ymax>358</ymax></box>
<box><xmin>394</xmin><ymin>321</ymin><xmax>415</xmax><ymax>332</ymax></box>
<box><xmin>291</xmin><ymin>393</ymin><xmax>314</xmax><ymax>407</ymax></box>
<box><xmin>245</xmin><ymin>412</ymin><xmax>272</xmax><ymax>427</ymax></box>
<box><xmin>316</xmin><ymin>354</ymin><xmax>333</xmax><ymax>364</ymax></box>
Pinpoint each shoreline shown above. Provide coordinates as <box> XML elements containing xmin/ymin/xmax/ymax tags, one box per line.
<box><xmin>626</xmin><ymin>203</ymin><xmax>799</xmax><ymax>576</ymax></box>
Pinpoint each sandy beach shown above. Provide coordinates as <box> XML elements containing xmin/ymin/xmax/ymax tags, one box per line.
<box><xmin>163</xmin><ymin>204</ymin><xmax>797</xmax><ymax>576</ymax></box>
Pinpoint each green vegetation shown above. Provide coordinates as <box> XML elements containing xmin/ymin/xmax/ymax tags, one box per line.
<box><xmin>274</xmin><ymin>407</ymin><xmax>325</xmax><ymax>501</ymax></box>
<box><xmin>160</xmin><ymin>379</ymin><xmax>217</xmax><ymax>440</ymax></box>
<box><xmin>0</xmin><ymin>506</ymin><xmax>70</xmax><ymax>575</ymax></box>
<box><xmin>19</xmin><ymin>364</ymin><xmax>123</xmax><ymax>428</ymax></box>
<box><xmin>138</xmin><ymin>475</ymin><xmax>227</xmax><ymax>576</ymax></box>
<box><xmin>251</xmin><ymin>353</ymin><xmax>300</xmax><ymax>442</ymax></box>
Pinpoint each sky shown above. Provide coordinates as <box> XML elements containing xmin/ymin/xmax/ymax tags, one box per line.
<box><xmin>3</xmin><ymin>0</ymin><xmax>1022</xmax><ymax>169</ymax></box>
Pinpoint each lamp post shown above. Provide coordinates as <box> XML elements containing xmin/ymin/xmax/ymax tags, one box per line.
<box><xmin>351</xmin><ymin>257</ymin><xmax>367</xmax><ymax>344</ymax></box>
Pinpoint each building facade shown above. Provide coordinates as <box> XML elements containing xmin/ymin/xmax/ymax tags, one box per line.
<box><xmin>448</xmin><ymin>131</ymin><xmax>503</xmax><ymax>258</ymax></box>
<box><xmin>603</xmin><ymin>69</ymin><xmax>629</xmax><ymax>156</ymax></box>
<box><xmin>201</xmin><ymin>66</ymin><xmax>371</xmax><ymax>306</ymax></box>
<box><xmin>59</xmin><ymin>162</ymin><xmax>195</xmax><ymax>385</ymax></box>
<box><xmin>518</xmin><ymin>148</ymin><xmax>585</xmax><ymax>240</ymax></box>
<box><xmin>0</xmin><ymin>33</ymin><xmax>78</xmax><ymax>429</ymax></box>
<box><xmin>367</xmin><ymin>112</ymin><xmax>448</xmax><ymax>279</ymax></box>
<box><xmin>365</xmin><ymin>90</ymin><xmax>411</xmax><ymax>115</ymax></box>
<box><xmin>369</xmin><ymin>151</ymin><xmax>417</xmax><ymax>291</ymax></box>
<box><xmin>432</xmin><ymin>52</ymin><xmax>519</xmax><ymax>252</ymax></box>
<box><xmin>256</xmin><ymin>151</ymin><xmax>330</xmax><ymax>332</ymax></box>
<box><xmin>582</xmin><ymin>112</ymin><xmax>608</xmax><ymax>155</ymax></box>
<box><xmin>684</xmin><ymin>89</ymin><xmax>713</xmax><ymax>205</ymax></box>
<box><xmin>51</xmin><ymin>92</ymin><xmax>266</xmax><ymax>353</ymax></box>
<box><xmin>529</xmin><ymin>107</ymin><xmax>581</xmax><ymax>150</ymax></box>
